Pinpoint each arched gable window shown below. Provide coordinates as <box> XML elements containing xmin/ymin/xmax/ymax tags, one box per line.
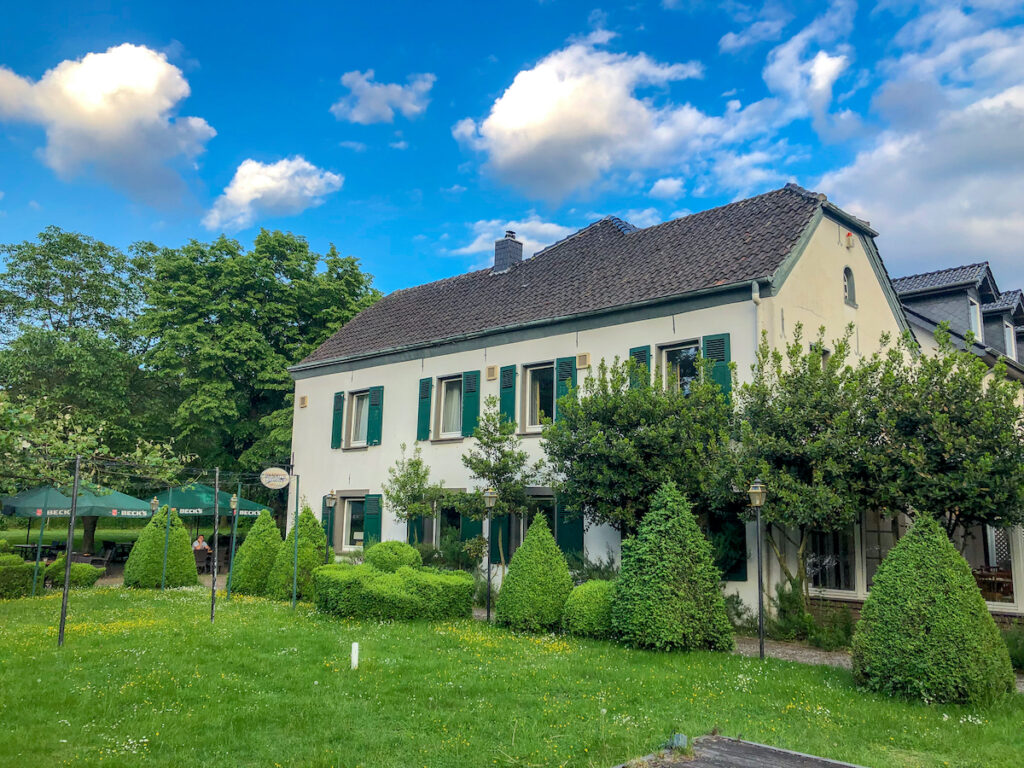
<box><xmin>843</xmin><ymin>267</ymin><xmax>856</xmax><ymax>307</ymax></box>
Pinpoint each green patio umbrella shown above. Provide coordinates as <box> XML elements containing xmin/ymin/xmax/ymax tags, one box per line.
<box><xmin>154</xmin><ymin>483</ymin><xmax>265</xmax><ymax>517</ymax></box>
<box><xmin>1</xmin><ymin>486</ymin><xmax>74</xmax><ymax>596</ymax></box>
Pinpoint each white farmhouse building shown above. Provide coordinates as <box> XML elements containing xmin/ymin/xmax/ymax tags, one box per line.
<box><xmin>288</xmin><ymin>183</ymin><xmax>909</xmax><ymax>609</ymax></box>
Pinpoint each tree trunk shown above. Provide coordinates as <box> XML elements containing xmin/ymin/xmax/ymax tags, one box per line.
<box><xmin>82</xmin><ymin>516</ymin><xmax>98</xmax><ymax>555</ymax></box>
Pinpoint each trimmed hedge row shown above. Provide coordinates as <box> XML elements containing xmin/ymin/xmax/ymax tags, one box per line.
<box><xmin>44</xmin><ymin>556</ymin><xmax>105</xmax><ymax>588</ymax></box>
<box><xmin>0</xmin><ymin>562</ymin><xmax>32</xmax><ymax>599</ymax></box>
<box><xmin>0</xmin><ymin>554</ymin><xmax>24</xmax><ymax>567</ymax></box>
<box><xmin>312</xmin><ymin>563</ymin><xmax>473</xmax><ymax>621</ymax></box>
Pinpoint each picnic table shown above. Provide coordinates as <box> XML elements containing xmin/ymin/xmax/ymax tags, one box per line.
<box><xmin>12</xmin><ymin>542</ymin><xmax>65</xmax><ymax>560</ymax></box>
<box><xmin>100</xmin><ymin>540</ymin><xmax>134</xmax><ymax>563</ymax></box>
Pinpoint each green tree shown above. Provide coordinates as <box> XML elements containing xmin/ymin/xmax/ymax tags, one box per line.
<box><xmin>611</xmin><ymin>482</ymin><xmax>733</xmax><ymax>652</ymax></box>
<box><xmin>383</xmin><ymin>443</ymin><xmax>451</xmax><ymax>521</ymax></box>
<box><xmin>542</xmin><ymin>355</ymin><xmax>737</xmax><ymax>534</ymax></box>
<box><xmin>461</xmin><ymin>396</ymin><xmax>544</xmax><ymax>566</ymax></box>
<box><xmin>857</xmin><ymin>327</ymin><xmax>1024</xmax><ymax>538</ymax></box>
<box><xmin>494</xmin><ymin>516</ymin><xmax>572</xmax><ymax>632</ymax></box>
<box><xmin>141</xmin><ymin>230</ymin><xmax>379</xmax><ymax>469</ymax></box>
<box><xmin>123</xmin><ymin>507</ymin><xmax>197</xmax><ymax>589</ymax></box>
<box><xmin>230</xmin><ymin>510</ymin><xmax>284</xmax><ymax>596</ymax></box>
<box><xmin>733</xmin><ymin>325</ymin><xmax>868</xmax><ymax>594</ymax></box>
<box><xmin>267</xmin><ymin>506</ymin><xmax>331</xmax><ymax>601</ymax></box>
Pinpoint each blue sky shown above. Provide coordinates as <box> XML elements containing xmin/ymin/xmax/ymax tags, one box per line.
<box><xmin>1</xmin><ymin>1</ymin><xmax>1022</xmax><ymax>294</ymax></box>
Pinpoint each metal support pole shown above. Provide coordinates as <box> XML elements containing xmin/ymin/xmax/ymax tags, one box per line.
<box><xmin>486</xmin><ymin>507</ymin><xmax>492</xmax><ymax>622</ymax></box>
<box><xmin>58</xmin><ymin>456</ymin><xmax>81</xmax><ymax>647</ymax></box>
<box><xmin>31</xmin><ymin>489</ymin><xmax>50</xmax><ymax>596</ymax></box>
<box><xmin>211</xmin><ymin>468</ymin><xmax>219</xmax><ymax>622</ymax></box>
<box><xmin>291</xmin><ymin>474</ymin><xmax>300</xmax><ymax>609</ymax></box>
<box><xmin>756</xmin><ymin>505</ymin><xmax>765</xmax><ymax>661</ymax></box>
<box><xmin>226</xmin><ymin>481</ymin><xmax>240</xmax><ymax>600</ymax></box>
<box><xmin>160</xmin><ymin>487</ymin><xmax>173</xmax><ymax>591</ymax></box>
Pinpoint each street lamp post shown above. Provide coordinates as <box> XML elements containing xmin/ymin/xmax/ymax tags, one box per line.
<box><xmin>226</xmin><ymin>491</ymin><xmax>239</xmax><ymax>600</ymax></box>
<box><xmin>483</xmin><ymin>488</ymin><xmax>498</xmax><ymax>622</ymax></box>
<box><xmin>324</xmin><ymin>491</ymin><xmax>338</xmax><ymax>565</ymax></box>
<box><xmin>747</xmin><ymin>478</ymin><xmax>768</xmax><ymax>660</ymax></box>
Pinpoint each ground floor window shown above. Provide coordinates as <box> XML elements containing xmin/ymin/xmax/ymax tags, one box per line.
<box><xmin>346</xmin><ymin>499</ymin><xmax>365</xmax><ymax>548</ymax></box>
<box><xmin>962</xmin><ymin>524</ymin><xmax>1016</xmax><ymax>603</ymax></box>
<box><xmin>863</xmin><ymin>510</ymin><xmax>902</xmax><ymax>588</ymax></box>
<box><xmin>807</xmin><ymin>526</ymin><xmax>856</xmax><ymax>591</ymax></box>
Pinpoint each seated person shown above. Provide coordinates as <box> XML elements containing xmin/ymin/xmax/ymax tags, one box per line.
<box><xmin>192</xmin><ymin>534</ymin><xmax>211</xmax><ymax>552</ymax></box>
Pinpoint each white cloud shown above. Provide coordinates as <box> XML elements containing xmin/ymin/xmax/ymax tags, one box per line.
<box><xmin>339</xmin><ymin>140</ymin><xmax>367</xmax><ymax>152</ymax></box>
<box><xmin>441</xmin><ymin>184</ymin><xmax>466</xmax><ymax>194</ymax></box>
<box><xmin>389</xmin><ymin>140</ymin><xmax>409</xmax><ymax>150</ymax></box>
<box><xmin>330</xmin><ymin>70</ymin><xmax>435</xmax><ymax>124</ymax></box>
<box><xmin>620</xmin><ymin>207</ymin><xmax>664</xmax><ymax>228</ymax></box>
<box><xmin>719</xmin><ymin>5</ymin><xmax>792</xmax><ymax>53</ymax></box>
<box><xmin>648</xmin><ymin>177</ymin><xmax>684</xmax><ymax>199</ymax></box>
<box><xmin>453</xmin><ymin>39</ymin><xmax>708</xmax><ymax>200</ymax></box>
<box><xmin>452</xmin><ymin>215</ymin><xmax>575</xmax><ymax>263</ymax></box>
<box><xmin>820</xmin><ymin>84</ymin><xmax>1024</xmax><ymax>277</ymax></box>
<box><xmin>203</xmin><ymin>157</ymin><xmax>343</xmax><ymax>232</ymax></box>
<box><xmin>0</xmin><ymin>43</ymin><xmax>215</xmax><ymax>204</ymax></box>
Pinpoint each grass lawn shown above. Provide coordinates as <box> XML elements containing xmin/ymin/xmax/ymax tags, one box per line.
<box><xmin>1</xmin><ymin>589</ymin><xmax>1020</xmax><ymax>768</ymax></box>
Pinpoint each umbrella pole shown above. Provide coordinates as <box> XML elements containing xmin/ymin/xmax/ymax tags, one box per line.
<box><xmin>31</xmin><ymin>506</ymin><xmax>48</xmax><ymax>597</ymax></box>
<box><xmin>226</xmin><ymin>481</ymin><xmax>241</xmax><ymax>600</ymax></box>
<box><xmin>58</xmin><ymin>457</ymin><xmax>81</xmax><ymax>647</ymax></box>
<box><xmin>160</xmin><ymin>488</ymin><xmax>173</xmax><ymax>591</ymax></box>
<box><xmin>211</xmin><ymin>468</ymin><xmax>219</xmax><ymax>623</ymax></box>
<box><xmin>26</xmin><ymin>516</ymin><xmax>31</xmax><ymax>544</ymax></box>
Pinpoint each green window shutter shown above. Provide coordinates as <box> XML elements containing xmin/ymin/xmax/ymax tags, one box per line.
<box><xmin>407</xmin><ymin>516</ymin><xmax>424</xmax><ymax>545</ymax></box>
<box><xmin>330</xmin><ymin>392</ymin><xmax>344</xmax><ymax>449</ymax></box>
<box><xmin>321</xmin><ymin>496</ymin><xmax>335</xmax><ymax>552</ymax></box>
<box><xmin>366</xmin><ymin>386</ymin><xmax>384</xmax><ymax>445</ymax></box>
<box><xmin>461</xmin><ymin>370</ymin><xmax>481</xmax><ymax>437</ymax></box>
<box><xmin>416</xmin><ymin>378</ymin><xmax>432</xmax><ymax>441</ymax></box>
<box><xmin>498</xmin><ymin>365</ymin><xmax>517</xmax><ymax>425</ymax></box>
<box><xmin>363</xmin><ymin>494</ymin><xmax>382</xmax><ymax>546</ymax></box>
<box><xmin>489</xmin><ymin>515</ymin><xmax>512</xmax><ymax>564</ymax></box>
<box><xmin>628</xmin><ymin>345</ymin><xmax>651</xmax><ymax>389</ymax></box>
<box><xmin>702</xmin><ymin>333</ymin><xmax>732</xmax><ymax>397</ymax></box>
<box><xmin>554</xmin><ymin>357</ymin><xmax>576</xmax><ymax>421</ymax></box>
<box><xmin>556</xmin><ymin>501</ymin><xmax>584</xmax><ymax>557</ymax></box>
<box><xmin>460</xmin><ymin>514</ymin><xmax>482</xmax><ymax>542</ymax></box>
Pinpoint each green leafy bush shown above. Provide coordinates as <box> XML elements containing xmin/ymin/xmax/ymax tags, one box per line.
<box><xmin>852</xmin><ymin>514</ymin><xmax>1014</xmax><ymax>705</ymax></box>
<box><xmin>0</xmin><ymin>553</ymin><xmax>24</xmax><ymax>567</ymax></box>
<box><xmin>1003</xmin><ymin>626</ymin><xmax>1024</xmax><ymax>671</ymax></box>
<box><xmin>495</xmin><ymin>516</ymin><xmax>572</xmax><ymax>632</ymax></box>
<box><xmin>44</xmin><ymin>556</ymin><xmax>104</xmax><ymax>588</ymax></box>
<box><xmin>768</xmin><ymin>578</ymin><xmax>815</xmax><ymax>641</ymax></box>
<box><xmin>312</xmin><ymin>563</ymin><xmax>471</xmax><ymax>621</ymax></box>
<box><xmin>809</xmin><ymin>604</ymin><xmax>854</xmax><ymax>651</ymax></box>
<box><xmin>364</xmin><ymin>540</ymin><xmax>422</xmax><ymax>572</ymax></box>
<box><xmin>0</xmin><ymin>538</ymin><xmax>12</xmax><ymax>553</ymax></box>
<box><xmin>0</xmin><ymin>562</ymin><xmax>32</xmax><ymax>599</ymax></box>
<box><xmin>563</xmin><ymin>580</ymin><xmax>616</xmax><ymax>639</ymax></box>
<box><xmin>395</xmin><ymin>566</ymin><xmax>474</xmax><ymax>619</ymax></box>
<box><xmin>611</xmin><ymin>482</ymin><xmax>733</xmax><ymax>651</ymax></box>
<box><xmin>267</xmin><ymin>507</ymin><xmax>330</xmax><ymax>602</ymax></box>
<box><xmin>123</xmin><ymin>507</ymin><xmax>197</xmax><ymax>589</ymax></box>
<box><xmin>230</xmin><ymin>510</ymin><xmax>283</xmax><ymax>596</ymax></box>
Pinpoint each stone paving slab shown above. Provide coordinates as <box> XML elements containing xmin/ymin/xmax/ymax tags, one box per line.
<box><xmin>616</xmin><ymin>737</ymin><xmax>867</xmax><ymax>768</ymax></box>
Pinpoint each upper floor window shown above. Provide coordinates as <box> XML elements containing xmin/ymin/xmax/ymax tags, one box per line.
<box><xmin>843</xmin><ymin>267</ymin><xmax>856</xmax><ymax>307</ymax></box>
<box><xmin>349</xmin><ymin>391</ymin><xmax>369</xmax><ymax>446</ymax></box>
<box><xmin>969</xmin><ymin>298</ymin><xmax>983</xmax><ymax>341</ymax></box>
<box><xmin>439</xmin><ymin>376</ymin><xmax>463</xmax><ymax>437</ymax></box>
<box><xmin>526</xmin><ymin>363</ymin><xmax>555</xmax><ymax>429</ymax></box>
<box><xmin>662</xmin><ymin>343</ymin><xmax>698</xmax><ymax>394</ymax></box>
<box><xmin>1005</xmin><ymin>321</ymin><xmax>1017</xmax><ymax>358</ymax></box>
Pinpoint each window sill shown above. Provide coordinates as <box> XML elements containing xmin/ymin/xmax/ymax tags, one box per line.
<box><xmin>518</xmin><ymin>429</ymin><xmax>544</xmax><ymax>438</ymax></box>
<box><xmin>809</xmin><ymin>587</ymin><xmax>864</xmax><ymax>602</ymax></box>
<box><xmin>430</xmin><ymin>436</ymin><xmax>465</xmax><ymax>444</ymax></box>
<box><xmin>341</xmin><ymin>445</ymin><xmax>369</xmax><ymax>452</ymax></box>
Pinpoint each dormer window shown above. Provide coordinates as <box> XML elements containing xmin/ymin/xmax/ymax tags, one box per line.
<box><xmin>843</xmin><ymin>267</ymin><xmax>856</xmax><ymax>307</ymax></box>
<box><xmin>969</xmin><ymin>298</ymin><xmax>983</xmax><ymax>341</ymax></box>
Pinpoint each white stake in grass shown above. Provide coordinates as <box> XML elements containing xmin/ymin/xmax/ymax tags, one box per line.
<box><xmin>351</xmin><ymin>641</ymin><xmax>359</xmax><ymax>670</ymax></box>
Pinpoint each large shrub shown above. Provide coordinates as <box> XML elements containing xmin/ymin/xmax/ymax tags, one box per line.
<box><xmin>267</xmin><ymin>507</ymin><xmax>330</xmax><ymax>602</ymax></box>
<box><xmin>123</xmin><ymin>507</ymin><xmax>197</xmax><ymax>589</ymax></box>
<box><xmin>1003</xmin><ymin>626</ymin><xmax>1024</xmax><ymax>672</ymax></box>
<box><xmin>611</xmin><ymin>482</ymin><xmax>733</xmax><ymax>651</ymax></box>
<box><xmin>495</xmin><ymin>516</ymin><xmax>572</xmax><ymax>632</ymax></box>
<box><xmin>365</xmin><ymin>540</ymin><xmax>422</xmax><ymax>573</ymax></box>
<box><xmin>312</xmin><ymin>563</ymin><xmax>471</xmax><ymax>621</ymax></box>
<box><xmin>851</xmin><ymin>514</ymin><xmax>1014</xmax><ymax>705</ymax></box>
<box><xmin>395</xmin><ymin>566</ymin><xmax>473</xmax><ymax>619</ymax></box>
<box><xmin>0</xmin><ymin>561</ymin><xmax>33</xmax><ymax>599</ymax></box>
<box><xmin>0</xmin><ymin>553</ymin><xmax>24</xmax><ymax>567</ymax></box>
<box><xmin>230</xmin><ymin>510</ymin><xmax>283</xmax><ymax>596</ymax></box>
<box><xmin>44</xmin><ymin>556</ymin><xmax>104</xmax><ymax>588</ymax></box>
<box><xmin>563</xmin><ymin>580</ymin><xmax>616</xmax><ymax>639</ymax></box>
<box><xmin>0</xmin><ymin>538</ymin><xmax>12</xmax><ymax>553</ymax></box>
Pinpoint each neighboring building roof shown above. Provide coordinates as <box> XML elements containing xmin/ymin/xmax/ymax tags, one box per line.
<box><xmin>982</xmin><ymin>288</ymin><xmax>1024</xmax><ymax>315</ymax></box>
<box><xmin>891</xmin><ymin>263</ymin><xmax>992</xmax><ymax>296</ymax></box>
<box><xmin>904</xmin><ymin>305</ymin><xmax>1024</xmax><ymax>380</ymax></box>
<box><xmin>298</xmin><ymin>184</ymin><xmax>868</xmax><ymax>368</ymax></box>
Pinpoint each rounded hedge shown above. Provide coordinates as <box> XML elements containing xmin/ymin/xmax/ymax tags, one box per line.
<box><xmin>365</xmin><ymin>540</ymin><xmax>422</xmax><ymax>573</ymax></box>
<box><xmin>44</xmin><ymin>556</ymin><xmax>104</xmax><ymax>588</ymax></box>
<box><xmin>0</xmin><ymin>562</ymin><xmax>32</xmax><ymax>599</ymax></box>
<box><xmin>267</xmin><ymin>507</ymin><xmax>330</xmax><ymax>602</ymax></box>
<box><xmin>312</xmin><ymin>563</ymin><xmax>474</xmax><ymax>621</ymax></box>
<box><xmin>612</xmin><ymin>482</ymin><xmax>733</xmax><ymax>651</ymax></box>
<box><xmin>0</xmin><ymin>554</ymin><xmax>24</xmax><ymax>567</ymax></box>
<box><xmin>0</xmin><ymin>538</ymin><xmax>11</xmax><ymax>553</ymax></box>
<box><xmin>563</xmin><ymin>579</ymin><xmax>616</xmax><ymax>639</ymax></box>
<box><xmin>495</xmin><ymin>515</ymin><xmax>572</xmax><ymax>633</ymax></box>
<box><xmin>852</xmin><ymin>514</ymin><xmax>1014</xmax><ymax>705</ymax></box>
<box><xmin>230</xmin><ymin>510</ymin><xmax>283</xmax><ymax>596</ymax></box>
<box><xmin>123</xmin><ymin>507</ymin><xmax>197</xmax><ymax>589</ymax></box>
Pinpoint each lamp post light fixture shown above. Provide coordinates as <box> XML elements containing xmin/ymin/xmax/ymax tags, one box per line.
<box><xmin>482</xmin><ymin>488</ymin><xmax>498</xmax><ymax>622</ymax></box>
<box><xmin>324</xmin><ymin>491</ymin><xmax>338</xmax><ymax>564</ymax></box>
<box><xmin>747</xmin><ymin>478</ymin><xmax>767</xmax><ymax>660</ymax></box>
<box><xmin>150</xmin><ymin>497</ymin><xmax>159</xmax><ymax>514</ymax></box>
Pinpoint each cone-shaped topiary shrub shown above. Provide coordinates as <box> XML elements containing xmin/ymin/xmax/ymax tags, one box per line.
<box><xmin>563</xmin><ymin>579</ymin><xmax>616</xmax><ymax>639</ymax></box>
<box><xmin>495</xmin><ymin>515</ymin><xmax>572</xmax><ymax>632</ymax></box>
<box><xmin>230</xmin><ymin>510</ymin><xmax>283</xmax><ymax>596</ymax></box>
<box><xmin>123</xmin><ymin>507</ymin><xmax>197</xmax><ymax>588</ymax></box>
<box><xmin>612</xmin><ymin>482</ymin><xmax>733</xmax><ymax>651</ymax></box>
<box><xmin>852</xmin><ymin>514</ymin><xmax>1014</xmax><ymax>705</ymax></box>
<box><xmin>267</xmin><ymin>507</ymin><xmax>331</xmax><ymax>602</ymax></box>
<box><xmin>365</xmin><ymin>540</ymin><xmax>422</xmax><ymax>572</ymax></box>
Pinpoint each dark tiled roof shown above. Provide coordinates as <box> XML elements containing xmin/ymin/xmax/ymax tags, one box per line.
<box><xmin>892</xmin><ymin>263</ymin><xmax>990</xmax><ymax>295</ymax></box>
<box><xmin>982</xmin><ymin>288</ymin><xmax>1023</xmax><ymax>314</ymax></box>
<box><xmin>300</xmin><ymin>184</ymin><xmax>827</xmax><ymax>366</ymax></box>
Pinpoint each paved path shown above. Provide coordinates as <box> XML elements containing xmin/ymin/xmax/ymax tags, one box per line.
<box><xmin>615</xmin><ymin>737</ymin><xmax>866</xmax><ymax>768</ymax></box>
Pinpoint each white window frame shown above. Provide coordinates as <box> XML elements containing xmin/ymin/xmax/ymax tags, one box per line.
<box><xmin>341</xmin><ymin>498</ymin><xmax>366</xmax><ymax>550</ymax></box>
<box><xmin>524</xmin><ymin>363</ymin><xmax>555</xmax><ymax>431</ymax></box>
<box><xmin>660</xmin><ymin>341</ymin><xmax>699</xmax><ymax>393</ymax></box>
<box><xmin>968</xmin><ymin>298</ymin><xmax>983</xmax><ymax>341</ymax></box>
<box><xmin>348</xmin><ymin>391</ymin><xmax>369</xmax><ymax>447</ymax></box>
<box><xmin>438</xmin><ymin>376</ymin><xmax>463</xmax><ymax>438</ymax></box>
<box><xmin>1005</xmin><ymin>320</ymin><xmax>1017</xmax><ymax>359</ymax></box>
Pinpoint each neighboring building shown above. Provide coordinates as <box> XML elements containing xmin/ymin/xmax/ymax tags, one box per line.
<box><xmin>289</xmin><ymin>183</ymin><xmax>909</xmax><ymax>610</ymax></box>
<box><xmin>802</xmin><ymin>263</ymin><xmax>1024</xmax><ymax>621</ymax></box>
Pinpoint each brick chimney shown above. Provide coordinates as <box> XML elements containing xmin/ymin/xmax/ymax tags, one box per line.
<box><xmin>493</xmin><ymin>230</ymin><xmax>523</xmax><ymax>272</ymax></box>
